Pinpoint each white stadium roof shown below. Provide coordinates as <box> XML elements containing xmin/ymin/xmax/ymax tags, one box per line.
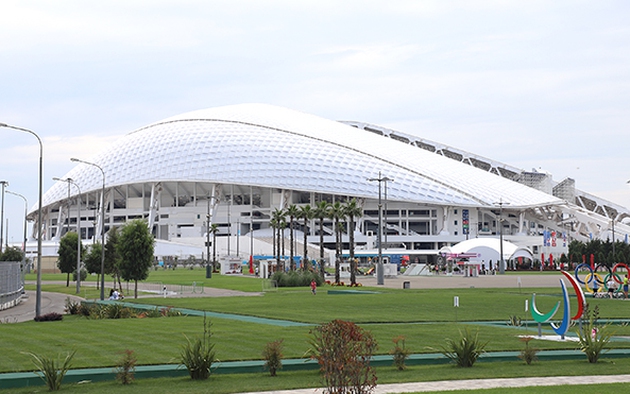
<box><xmin>42</xmin><ymin>103</ymin><xmax>562</xmax><ymax>212</ymax></box>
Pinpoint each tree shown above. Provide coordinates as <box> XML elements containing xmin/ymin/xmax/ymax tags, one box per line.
<box><xmin>344</xmin><ymin>199</ymin><xmax>363</xmax><ymax>286</ymax></box>
<box><xmin>0</xmin><ymin>245</ymin><xmax>24</xmax><ymax>262</ymax></box>
<box><xmin>330</xmin><ymin>202</ymin><xmax>346</xmax><ymax>284</ymax></box>
<box><xmin>272</xmin><ymin>208</ymin><xmax>285</xmax><ymax>271</ymax></box>
<box><xmin>299</xmin><ymin>205</ymin><xmax>315</xmax><ymax>271</ymax></box>
<box><xmin>105</xmin><ymin>226</ymin><xmax>122</xmax><ymax>290</ymax></box>
<box><xmin>315</xmin><ymin>201</ymin><xmax>331</xmax><ymax>280</ymax></box>
<box><xmin>209</xmin><ymin>223</ymin><xmax>219</xmax><ymax>271</ymax></box>
<box><xmin>57</xmin><ymin>232</ymin><xmax>84</xmax><ymax>287</ymax></box>
<box><xmin>286</xmin><ymin>205</ymin><xmax>300</xmax><ymax>271</ymax></box>
<box><xmin>84</xmin><ymin>242</ymin><xmax>102</xmax><ymax>289</ymax></box>
<box><xmin>117</xmin><ymin>219</ymin><xmax>154</xmax><ymax>298</ymax></box>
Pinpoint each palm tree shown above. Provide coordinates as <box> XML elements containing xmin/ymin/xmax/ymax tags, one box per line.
<box><xmin>209</xmin><ymin>223</ymin><xmax>219</xmax><ymax>271</ymax></box>
<box><xmin>272</xmin><ymin>208</ymin><xmax>285</xmax><ymax>271</ymax></box>
<box><xmin>269</xmin><ymin>217</ymin><xmax>278</xmax><ymax>263</ymax></box>
<box><xmin>344</xmin><ymin>199</ymin><xmax>363</xmax><ymax>285</ymax></box>
<box><xmin>286</xmin><ymin>204</ymin><xmax>300</xmax><ymax>271</ymax></box>
<box><xmin>315</xmin><ymin>201</ymin><xmax>331</xmax><ymax>279</ymax></box>
<box><xmin>299</xmin><ymin>205</ymin><xmax>315</xmax><ymax>271</ymax></box>
<box><xmin>330</xmin><ymin>201</ymin><xmax>346</xmax><ymax>284</ymax></box>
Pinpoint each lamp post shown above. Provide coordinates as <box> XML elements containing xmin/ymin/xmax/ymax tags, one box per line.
<box><xmin>206</xmin><ymin>193</ymin><xmax>211</xmax><ymax>279</ymax></box>
<box><xmin>6</xmin><ymin>189</ymin><xmax>27</xmax><ymax>290</ymax></box>
<box><xmin>53</xmin><ymin>177</ymin><xmax>82</xmax><ymax>294</ymax></box>
<box><xmin>0</xmin><ymin>123</ymin><xmax>44</xmax><ymax>317</ymax></box>
<box><xmin>493</xmin><ymin>199</ymin><xmax>509</xmax><ymax>275</ymax></box>
<box><xmin>0</xmin><ymin>180</ymin><xmax>7</xmax><ymax>253</ymax></box>
<box><xmin>368</xmin><ymin>172</ymin><xmax>393</xmax><ymax>286</ymax></box>
<box><xmin>70</xmin><ymin>158</ymin><xmax>106</xmax><ymax>300</ymax></box>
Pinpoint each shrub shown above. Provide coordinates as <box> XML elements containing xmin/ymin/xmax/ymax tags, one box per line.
<box><xmin>577</xmin><ymin>304</ymin><xmax>613</xmax><ymax>363</ymax></box>
<box><xmin>507</xmin><ymin>315</ymin><xmax>522</xmax><ymax>327</ymax></box>
<box><xmin>34</xmin><ymin>312</ymin><xmax>63</xmax><ymax>322</ymax></box>
<box><xmin>115</xmin><ymin>349</ymin><xmax>137</xmax><ymax>384</ymax></box>
<box><xmin>309</xmin><ymin>319</ymin><xmax>377</xmax><ymax>394</ymax></box>
<box><xmin>25</xmin><ymin>350</ymin><xmax>76</xmax><ymax>391</ymax></box>
<box><xmin>517</xmin><ymin>337</ymin><xmax>539</xmax><ymax>365</ymax></box>
<box><xmin>271</xmin><ymin>270</ymin><xmax>324</xmax><ymax>288</ymax></box>
<box><xmin>390</xmin><ymin>335</ymin><xmax>411</xmax><ymax>370</ymax></box>
<box><xmin>180</xmin><ymin>316</ymin><xmax>216</xmax><ymax>380</ymax></box>
<box><xmin>64</xmin><ymin>298</ymin><xmax>81</xmax><ymax>315</ymax></box>
<box><xmin>262</xmin><ymin>339</ymin><xmax>284</xmax><ymax>377</ymax></box>
<box><xmin>441</xmin><ymin>328</ymin><xmax>487</xmax><ymax>367</ymax></box>
<box><xmin>72</xmin><ymin>268</ymin><xmax>88</xmax><ymax>282</ymax></box>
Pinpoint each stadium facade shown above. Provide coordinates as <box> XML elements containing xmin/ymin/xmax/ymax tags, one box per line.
<box><xmin>27</xmin><ymin>104</ymin><xmax>630</xmax><ymax>270</ymax></box>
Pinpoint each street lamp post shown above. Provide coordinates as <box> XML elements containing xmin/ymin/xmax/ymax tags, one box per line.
<box><xmin>368</xmin><ymin>172</ymin><xmax>394</xmax><ymax>286</ymax></box>
<box><xmin>70</xmin><ymin>158</ymin><xmax>106</xmax><ymax>300</ymax></box>
<box><xmin>0</xmin><ymin>180</ymin><xmax>7</xmax><ymax>253</ymax></box>
<box><xmin>0</xmin><ymin>123</ymin><xmax>44</xmax><ymax>317</ymax></box>
<box><xmin>493</xmin><ymin>199</ymin><xmax>509</xmax><ymax>275</ymax></box>
<box><xmin>6</xmin><ymin>189</ymin><xmax>27</xmax><ymax>290</ymax></box>
<box><xmin>53</xmin><ymin>177</ymin><xmax>83</xmax><ymax>294</ymax></box>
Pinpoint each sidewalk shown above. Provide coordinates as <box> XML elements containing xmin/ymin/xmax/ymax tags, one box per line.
<box><xmin>239</xmin><ymin>374</ymin><xmax>630</xmax><ymax>393</ymax></box>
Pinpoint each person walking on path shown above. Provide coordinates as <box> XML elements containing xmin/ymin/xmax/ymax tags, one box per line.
<box><xmin>310</xmin><ymin>279</ymin><xmax>317</xmax><ymax>295</ymax></box>
<box><xmin>623</xmin><ymin>274</ymin><xmax>629</xmax><ymax>299</ymax></box>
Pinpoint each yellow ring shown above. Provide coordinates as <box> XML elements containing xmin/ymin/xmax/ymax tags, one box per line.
<box><xmin>584</xmin><ymin>273</ymin><xmax>604</xmax><ymax>293</ymax></box>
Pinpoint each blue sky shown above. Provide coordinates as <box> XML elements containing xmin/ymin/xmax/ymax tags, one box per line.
<box><xmin>1</xmin><ymin>1</ymin><xmax>629</xmax><ymax>243</ymax></box>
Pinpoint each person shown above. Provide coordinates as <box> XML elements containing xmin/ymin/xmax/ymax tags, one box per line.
<box><xmin>607</xmin><ymin>276</ymin><xmax>617</xmax><ymax>299</ymax></box>
<box><xmin>623</xmin><ymin>274</ymin><xmax>629</xmax><ymax>299</ymax></box>
<box><xmin>109</xmin><ymin>288</ymin><xmax>120</xmax><ymax>300</ymax></box>
<box><xmin>310</xmin><ymin>279</ymin><xmax>317</xmax><ymax>295</ymax></box>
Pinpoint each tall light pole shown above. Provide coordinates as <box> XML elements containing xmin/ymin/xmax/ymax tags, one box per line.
<box><xmin>368</xmin><ymin>172</ymin><xmax>393</xmax><ymax>286</ymax></box>
<box><xmin>71</xmin><ymin>158</ymin><xmax>106</xmax><ymax>300</ymax></box>
<box><xmin>6</xmin><ymin>189</ymin><xmax>27</xmax><ymax>290</ymax></box>
<box><xmin>0</xmin><ymin>180</ymin><xmax>8</xmax><ymax>253</ymax></box>
<box><xmin>0</xmin><ymin>123</ymin><xmax>44</xmax><ymax>317</ymax></box>
<box><xmin>53</xmin><ymin>177</ymin><xmax>83</xmax><ymax>294</ymax></box>
<box><xmin>493</xmin><ymin>199</ymin><xmax>509</xmax><ymax>275</ymax></box>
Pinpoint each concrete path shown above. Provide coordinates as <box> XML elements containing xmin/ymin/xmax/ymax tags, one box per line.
<box><xmin>240</xmin><ymin>374</ymin><xmax>630</xmax><ymax>393</ymax></box>
<box><xmin>0</xmin><ymin>290</ymin><xmax>82</xmax><ymax>323</ymax></box>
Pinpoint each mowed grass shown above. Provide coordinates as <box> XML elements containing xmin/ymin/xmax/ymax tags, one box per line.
<box><xmin>5</xmin><ymin>360</ymin><xmax>630</xmax><ymax>394</ymax></box>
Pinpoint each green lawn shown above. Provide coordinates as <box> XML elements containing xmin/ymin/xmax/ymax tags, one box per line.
<box><xmin>4</xmin><ymin>360</ymin><xmax>630</xmax><ymax>394</ymax></box>
<box><xmin>8</xmin><ymin>271</ymin><xmax>630</xmax><ymax>392</ymax></box>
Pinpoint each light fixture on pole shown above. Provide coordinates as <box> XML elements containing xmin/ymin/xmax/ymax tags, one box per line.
<box><xmin>6</xmin><ymin>189</ymin><xmax>27</xmax><ymax>290</ymax></box>
<box><xmin>0</xmin><ymin>180</ymin><xmax>8</xmax><ymax>253</ymax></box>
<box><xmin>0</xmin><ymin>123</ymin><xmax>44</xmax><ymax>317</ymax></box>
<box><xmin>493</xmin><ymin>199</ymin><xmax>509</xmax><ymax>275</ymax></box>
<box><xmin>70</xmin><ymin>158</ymin><xmax>106</xmax><ymax>300</ymax></box>
<box><xmin>368</xmin><ymin>171</ymin><xmax>393</xmax><ymax>286</ymax></box>
<box><xmin>53</xmin><ymin>177</ymin><xmax>83</xmax><ymax>294</ymax></box>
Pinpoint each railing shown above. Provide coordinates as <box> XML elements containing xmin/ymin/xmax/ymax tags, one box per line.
<box><xmin>0</xmin><ymin>261</ymin><xmax>24</xmax><ymax>311</ymax></box>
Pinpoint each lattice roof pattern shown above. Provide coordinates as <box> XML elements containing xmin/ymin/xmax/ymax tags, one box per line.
<box><xmin>41</xmin><ymin>104</ymin><xmax>561</xmax><ymax>211</ymax></box>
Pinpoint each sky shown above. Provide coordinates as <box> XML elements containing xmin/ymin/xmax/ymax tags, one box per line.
<box><xmin>1</xmin><ymin>0</ymin><xmax>629</xmax><ymax>244</ymax></box>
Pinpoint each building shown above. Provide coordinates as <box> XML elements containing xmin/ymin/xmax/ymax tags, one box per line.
<box><xmin>27</xmin><ymin>104</ymin><xmax>630</xmax><ymax>271</ymax></box>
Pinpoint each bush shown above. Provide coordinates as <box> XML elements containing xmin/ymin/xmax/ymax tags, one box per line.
<box><xmin>64</xmin><ymin>298</ymin><xmax>81</xmax><ymax>315</ymax></box>
<box><xmin>271</xmin><ymin>270</ymin><xmax>324</xmax><ymax>288</ymax></box>
<box><xmin>115</xmin><ymin>349</ymin><xmax>137</xmax><ymax>384</ymax></box>
<box><xmin>309</xmin><ymin>320</ymin><xmax>377</xmax><ymax>394</ymax></box>
<box><xmin>577</xmin><ymin>304</ymin><xmax>613</xmax><ymax>363</ymax></box>
<box><xmin>390</xmin><ymin>335</ymin><xmax>411</xmax><ymax>370</ymax></box>
<box><xmin>517</xmin><ymin>337</ymin><xmax>539</xmax><ymax>365</ymax></box>
<box><xmin>34</xmin><ymin>312</ymin><xmax>63</xmax><ymax>322</ymax></box>
<box><xmin>441</xmin><ymin>328</ymin><xmax>487</xmax><ymax>367</ymax></box>
<box><xmin>262</xmin><ymin>339</ymin><xmax>283</xmax><ymax>377</ymax></box>
<box><xmin>72</xmin><ymin>268</ymin><xmax>88</xmax><ymax>282</ymax></box>
<box><xmin>25</xmin><ymin>350</ymin><xmax>76</xmax><ymax>391</ymax></box>
<box><xmin>180</xmin><ymin>316</ymin><xmax>216</xmax><ymax>380</ymax></box>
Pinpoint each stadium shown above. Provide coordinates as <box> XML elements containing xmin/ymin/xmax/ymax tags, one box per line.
<box><xmin>28</xmin><ymin>103</ymin><xmax>630</xmax><ymax>272</ymax></box>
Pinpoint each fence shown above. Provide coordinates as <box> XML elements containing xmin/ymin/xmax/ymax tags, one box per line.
<box><xmin>0</xmin><ymin>261</ymin><xmax>24</xmax><ymax>311</ymax></box>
